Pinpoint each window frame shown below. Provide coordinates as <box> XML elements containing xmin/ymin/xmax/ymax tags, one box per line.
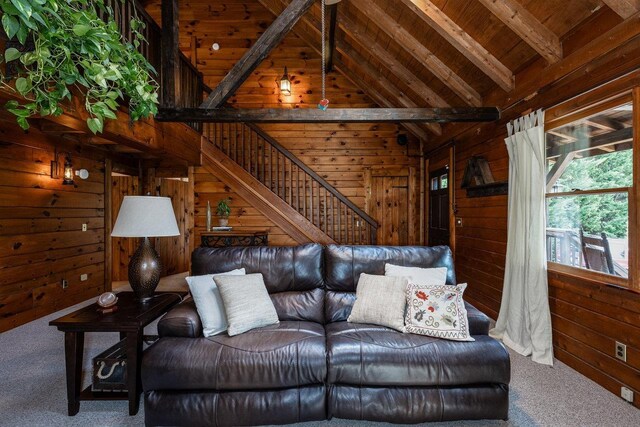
<box><xmin>544</xmin><ymin>90</ymin><xmax>637</xmax><ymax>290</ymax></box>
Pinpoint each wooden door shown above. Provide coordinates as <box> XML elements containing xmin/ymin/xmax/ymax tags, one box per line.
<box><xmin>365</xmin><ymin>167</ymin><xmax>417</xmax><ymax>245</ymax></box>
<box><xmin>428</xmin><ymin>167</ymin><xmax>450</xmax><ymax>246</ymax></box>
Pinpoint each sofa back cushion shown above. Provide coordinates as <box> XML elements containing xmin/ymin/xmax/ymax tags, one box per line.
<box><xmin>324</xmin><ymin>245</ymin><xmax>456</xmax><ymax>322</ymax></box>
<box><xmin>191</xmin><ymin>244</ymin><xmax>324</xmax><ymax>323</ymax></box>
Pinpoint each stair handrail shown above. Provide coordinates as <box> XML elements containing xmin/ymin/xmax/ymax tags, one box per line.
<box><xmin>240</xmin><ymin>122</ymin><xmax>378</xmax><ymax>232</ymax></box>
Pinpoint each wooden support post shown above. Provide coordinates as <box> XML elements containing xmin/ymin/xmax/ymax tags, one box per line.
<box><xmin>161</xmin><ymin>0</ymin><xmax>180</xmax><ymax>107</ymax></box>
<box><xmin>546</xmin><ymin>152</ymin><xmax>575</xmax><ymax>192</ymax></box>
<box><xmin>200</xmin><ymin>0</ymin><xmax>316</xmax><ymax>109</ymax></box>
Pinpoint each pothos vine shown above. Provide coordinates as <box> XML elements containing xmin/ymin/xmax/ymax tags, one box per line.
<box><xmin>0</xmin><ymin>0</ymin><xmax>159</xmax><ymax>133</ymax></box>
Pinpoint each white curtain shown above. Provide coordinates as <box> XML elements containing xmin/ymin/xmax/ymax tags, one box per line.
<box><xmin>489</xmin><ymin>109</ymin><xmax>554</xmax><ymax>366</ymax></box>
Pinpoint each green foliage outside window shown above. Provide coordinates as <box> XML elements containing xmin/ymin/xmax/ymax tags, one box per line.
<box><xmin>547</xmin><ymin>149</ymin><xmax>631</xmax><ymax>238</ymax></box>
<box><xmin>0</xmin><ymin>0</ymin><xmax>158</xmax><ymax>133</ymax></box>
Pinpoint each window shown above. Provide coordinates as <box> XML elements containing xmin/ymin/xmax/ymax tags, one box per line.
<box><xmin>440</xmin><ymin>174</ymin><xmax>448</xmax><ymax>189</ymax></box>
<box><xmin>431</xmin><ymin>177</ymin><xmax>439</xmax><ymax>190</ymax></box>
<box><xmin>545</xmin><ymin>101</ymin><xmax>633</xmax><ymax>280</ymax></box>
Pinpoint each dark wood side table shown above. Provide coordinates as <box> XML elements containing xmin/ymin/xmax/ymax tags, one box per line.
<box><xmin>50</xmin><ymin>291</ymin><xmax>185</xmax><ymax>416</ymax></box>
<box><xmin>200</xmin><ymin>228</ymin><xmax>269</xmax><ymax>247</ymax></box>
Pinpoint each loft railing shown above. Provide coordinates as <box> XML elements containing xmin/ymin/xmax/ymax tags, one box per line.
<box><xmin>99</xmin><ymin>0</ymin><xmax>203</xmax><ymax>132</ymax></box>
<box><xmin>203</xmin><ymin>122</ymin><xmax>379</xmax><ymax>244</ymax></box>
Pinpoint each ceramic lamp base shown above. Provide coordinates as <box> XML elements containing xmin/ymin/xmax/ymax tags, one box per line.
<box><xmin>128</xmin><ymin>237</ymin><xmax>161</xmax><ymax>301</ymax></box>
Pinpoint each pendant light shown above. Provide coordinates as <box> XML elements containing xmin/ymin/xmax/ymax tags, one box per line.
<box><xmin>279</xmin><ymin>66</ymin><xmax>291</xmax><ymax>96</ymax></box>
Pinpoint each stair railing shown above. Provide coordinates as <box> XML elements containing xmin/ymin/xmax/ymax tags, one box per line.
<box><xmin>203</xmin><ymin>122</ymin><xmax>378</xmax><ymax>244</ymax></box>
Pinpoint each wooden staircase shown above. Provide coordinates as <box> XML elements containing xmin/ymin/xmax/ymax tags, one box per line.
<box><xmin>201</xmin><ymin>122</ymin><xmax>378</xmax><ymax>245</ymax></box>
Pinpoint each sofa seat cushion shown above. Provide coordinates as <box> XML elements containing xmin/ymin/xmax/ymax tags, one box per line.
<box><xmin>326</xmin><ymin>322</ymin><xmax>510</xmax><ymax>387</ymax></box>
<box><xmin>143</xmin><ymin>321</ymin><xmax>326</xmax><ymax>392</ymax></box>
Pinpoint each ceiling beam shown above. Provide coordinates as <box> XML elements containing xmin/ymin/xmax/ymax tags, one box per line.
<box><xmin>336</xmin><ymin>49</ymin><xmax>438</xmax><ymax>138</ymax></box>
<box><xmin>337</xmin><ymin>13</ymin><xmax>450</xmax><ymax>108</ymax></box>
<box><xmin>200</xmin><ymin>0</ymin><xmax>315</xmax><ymax>109</ymax></box>
<box><xmin>349</xmin><ymin>0</ymin><xmax>482</xmax><ymax>107</ymax></box>
<box><xmin>399</xmin><ymin>0</ymin><xmax>514</xmax><ymax>91</ymax></box>
<box><xmin>257</xmin><ymin>0</ymin><xmax>439</xmax><ymax>139</ymax></box>
<box><xmin>602</xmin><ymin>0</ymin><xmax>640</xmax><ymax>18</ymax></box>
<box><xmin>478</xmin><ymin>0</ymin><xmax>562</xmax><ymax>64</ymax></box>
<box><xmin>546</xmin><ymin>127</ymin><xmax>633</xmax><ymax>158</ymax></box>
<box><xmin>155</xmin><ymin>107</ymin><xmax>501</xmax><ymax>123</ymax></box>
<box><xmin>325</xmin><ymin>3</ymin><xmax>338</xmax><ymax>73</ymax></box>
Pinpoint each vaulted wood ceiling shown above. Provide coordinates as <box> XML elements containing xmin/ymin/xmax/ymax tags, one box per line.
<box><xmin>144</xmin><ymin>0</ymin><xmax>637</xmax><ymax>146</ymax></box>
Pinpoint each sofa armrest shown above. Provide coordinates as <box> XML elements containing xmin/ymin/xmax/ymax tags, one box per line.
<box><xmin>465</xmin><ymin>302</ymin><xmax>492</xmax><ymax>336</ymax></box>
<box><xmin>158</xmin><ymin>299</ymin><xmax>202</xmax><ymax>338</ymax></box>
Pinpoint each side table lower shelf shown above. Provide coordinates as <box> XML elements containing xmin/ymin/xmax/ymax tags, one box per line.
<box><xmin>79</xmin><ymin>387</ymin><xmax>129</xmax><ymax>400</ymax></box>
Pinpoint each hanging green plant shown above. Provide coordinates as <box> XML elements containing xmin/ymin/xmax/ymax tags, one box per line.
<box><xmin>0</xmin><ymin>0</ymin><xmax>159</xmax><ymax>133</ymax></box>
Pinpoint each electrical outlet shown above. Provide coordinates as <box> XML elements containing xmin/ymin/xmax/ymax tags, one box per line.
<box><xmin>61</xmin><ymin>279</ymin><xmax>68</xmax><ymax>289</ymax></box>
<box><xmin>616</xmin><ymin>341</ymin><xmax>627</xmax><ymax>362</ymax></box>
<box><xmin>81</xmin><ymin>223</ymin><xmax>87</xmax><ymax>232</ymax></box>
<box><xmin>80</xmin><ymin>274</ymin><xmax>88</xmax><ymax>281</ymax></box>
<box><xmin>456</xmin><ymin>217</ymin><xmax>463</xmax><ymax>227</ymax></box>
<box><xmin>621</xmin><ymin>387</ymin><xmax>634</xmax><ymax>403</ymax></box>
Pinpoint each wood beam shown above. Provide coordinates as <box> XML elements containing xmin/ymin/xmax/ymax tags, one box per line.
<box><xmin>161</xmin><ymin>0</ymin><xmax>180</xmax><ymax>107</ymax></box>
<box><xmin>546</xmin><ymin>152</ymin><xmax>575</xmax><ymax>191</ymax></box>
<box><xmin>337</xmin><ymin>13</ymin><xmax>450</xmax><ymax>108</ymax></box>
<box><xmin>400</xmin><ymin>0</ymin><xmax>514</xmax><ymax>91</ymax></box>
<box><xmin>336</xmin><ymin>45</ymin><xmax>441</xmax><ymax>136</ymax></box>
<box><xmin>325</xmin><ymin>3</ymin><xmax>338</xmax><ymax>73</ymax></box>
<box><xmin>257</xmin><ymin>0</ymin><xmax>437</xmax><ymax>140</ymax></box>
<box><xmin>546</xmin><ymin>127</ymin><xmax>633</xmax><ymax>158</ymax></box>
<box><xmin>155</xmin><ymin>107</ymin><xmax>500</xmax><ymax>123</ymax></box>
<box><xmin>336</xmin><ymin>58</ymin><xmax>434</xmax><ymax>140</ymax></box>
<box><xmin>602</xmin><ymin>0</ymin><xmax>640</xmax><ymax>18</ymax></box>
<box><xmin>200</xmin><ymin>0</ymin><xmax>315</xmax><ymax>109</ymax></box>
<box><xmin>478</xmin><ymin>0</ymin><xmax>562</xmax><ymax>64</ymax></box>
<box><xmin>349</xmin><ymin>0</ymin><xmax>482</xmax><ymax>107</ymax></box>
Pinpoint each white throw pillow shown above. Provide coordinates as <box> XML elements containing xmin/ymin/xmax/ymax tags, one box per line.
<box><xmin>347</xmin><ymin>273</ymin><xmax>408</xmax><ymax>332</ymax></box>
<box><xmin>186</xmin><ymin>268</ymin><xmax>246</xmax><ymax>337</ymax></box>
<box><xmin>385</xmin><ymin>263</ymin><xmax>447</xmax><ymax>285</ymax></box>
<box><xmin>404</xmin><ymin>282</ymin><xmax>474</xmax><ymax>342</ymax></box>
<box><xmin>215</xmin><ymin>273</ymin><xmax>280</xmax><ymax>336</ymax></box>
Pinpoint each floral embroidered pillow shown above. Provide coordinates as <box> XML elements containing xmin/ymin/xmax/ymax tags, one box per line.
<box><xmin>404</xmin><ymin>283</ymin><xmax>474</xmax><ymax>342</ymax></box>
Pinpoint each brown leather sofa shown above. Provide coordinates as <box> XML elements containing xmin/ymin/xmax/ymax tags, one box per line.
<box><xmin>142</xmin><ymin>244</ymin><xmax>510</xmax><ymax>426</ymax></box>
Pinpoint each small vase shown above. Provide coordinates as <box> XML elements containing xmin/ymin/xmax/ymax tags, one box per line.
<box><xmin>206</xmin><ymin>201</ymin><xmax>212</xmax><ymax>231</ymax></box>
<box><xmin>219</xmin><ymin>218</ymin><xmax>229</xmax><ymax>227</ymax></box>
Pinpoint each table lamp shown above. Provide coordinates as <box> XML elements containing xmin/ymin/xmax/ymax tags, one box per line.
<box><xmin>111</xmin><ymin>196</ymin><xmax>180</xmax><ymax>301</ymax></box>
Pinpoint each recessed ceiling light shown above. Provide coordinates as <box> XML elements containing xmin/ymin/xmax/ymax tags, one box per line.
<box><xmin>211</xmin><ymin>42</ymin><xmax>220</xmax><ymax>51</ymax></box>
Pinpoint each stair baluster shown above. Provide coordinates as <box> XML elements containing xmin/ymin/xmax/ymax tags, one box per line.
<box><xmin>204</xmin><ymin>122</ymin><xmax>378</xmax><ymax>244</ymax></box>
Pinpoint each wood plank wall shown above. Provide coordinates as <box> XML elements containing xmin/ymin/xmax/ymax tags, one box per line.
<box><xmin>147</xmin><ymin>0</ymin><xmax>423</xmax><ymax>246</ymax></box>
<box><xmin>111</xmin><ymin>175</ymin><xmax>139</xmax><ymax>281</ymax></box>
<box><xmin>448</xmin><ymin>85</ymin><xmax>640</xmax><ymax>409</ymax></box>
<box><xmin>155</xmin><ymin>176</ymin><xmax>194</xmax><ymax>275</ymax></box>
<box><xmin>194</xmin><ymin>167</ymin><xmax>298</xmax><ymax>246</ymax></box>
<box><xmin>0</xmin><ymin>140</ymin><xmax>105</xmax><ymax>332</ymax></box>
<box><xmin>112</xmin><ymin>172</ymin><xmax>194</xmax><ymax>279</ymax></box>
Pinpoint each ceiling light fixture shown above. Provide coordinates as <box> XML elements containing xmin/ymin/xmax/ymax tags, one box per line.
<box><xmin>279</xmin><ymin>66</ymin><xmax>291</xmax><ymax>96</ymax></box>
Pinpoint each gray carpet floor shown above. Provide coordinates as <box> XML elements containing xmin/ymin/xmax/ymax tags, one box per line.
<box><xmin>0</xmin><ymin>298</ymin><xmax>638</xmax><ymax>427</ymax></box>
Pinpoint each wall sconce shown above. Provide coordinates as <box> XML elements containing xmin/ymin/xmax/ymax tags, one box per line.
<box><xmin>279</xmin><ymin>66</ymin><xmax>291</xmax><ymax>96</ymax></box>
<box><xmin>63</xmin><ymin>155</ymin><xmax>74</xmax><ymax>185</ymax></box>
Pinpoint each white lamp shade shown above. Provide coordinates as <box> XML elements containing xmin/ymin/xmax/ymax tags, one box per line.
<box><xmin>111</xmin><ymin>196</ymin><xmax>180</xmax><ymax>238</ymax></box>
